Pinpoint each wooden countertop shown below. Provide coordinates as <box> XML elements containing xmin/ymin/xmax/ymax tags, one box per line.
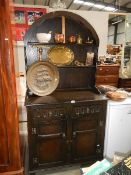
<box><xmin>25</xmin><ymin>90</ymin><xmax>107</xmax><ymax>106</ymax></box>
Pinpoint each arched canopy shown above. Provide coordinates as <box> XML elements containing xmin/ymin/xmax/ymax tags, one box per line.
<box><xmin>24</xmin><ymin>11</ymin><xmax>99</xmax><ymax>46</ymax></box>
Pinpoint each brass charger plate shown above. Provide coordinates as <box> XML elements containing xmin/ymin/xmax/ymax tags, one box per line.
<box><xmin>47</xmin><ymin>46</ymin><xmax>74</xmax><ymax>66</ymax></box>
<box><xmin>27</xmin><ymin>61</ymin><xmax>59</xmax><ymax>96</ymax></box>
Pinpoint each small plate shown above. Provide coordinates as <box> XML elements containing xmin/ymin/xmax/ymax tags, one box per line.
<box><xmin>106</xmin><ymin>91</ymin><xmax>127</xmax><ymax>101</ymax></box>
<box><xmin>47</xmin><ymin>46</ymin><xmax>74</xmax><ymax>66</ymax></box>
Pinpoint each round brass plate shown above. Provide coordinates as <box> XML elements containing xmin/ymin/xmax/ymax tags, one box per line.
<box><xmin>48</xmin><ymin>46</ymin><xmax>74</xmax><ymax>66</ymax></box>
<box><xmin>27</xmin><ymin>61</ymin><xmax>59</xmax><ymax>96</ymax></box>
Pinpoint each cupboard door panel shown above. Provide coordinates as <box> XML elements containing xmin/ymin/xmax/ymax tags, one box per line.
<box><xmin>28</xmin><ymin>107</ymin><xmax>67</xmax><ymax>169</ymax></box>
<box><xmin>72</xmin><ymin>130</ymin><xmax>97</xmax><ymax>161</ymax></box>
<box><xmin>73</xmin><ymin>118</ymin><xmax>97</xmax><ymax>131</ymax></box>
<box><xmin>37</xmin><ymin>136</ymin><xmax>66</xmax><ymax>165</ymax></box>
<box><xmin>38</xmin><ymin>123</ymin><xmax>63</xmax><ymax>135</ymax></box>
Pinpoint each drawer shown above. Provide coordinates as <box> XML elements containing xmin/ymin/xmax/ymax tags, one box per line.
<box><xmin>97</xmin><ymin>66</ymin><xmax>119</xmax><ymax>75</ymax></box>
<box><xmin>72</xmin><ymin>104</ymin><xmax>102</xmax><ymax>117</ymax></box>
<box><xmin>31</xmin><ymin>107</ymin><xmax>66</xmax><ymax>120</ymax></box>
<box><xmin>96</xmin><ymin>76</ymin><xmax>119</xmax><ymax>83</ymax></box>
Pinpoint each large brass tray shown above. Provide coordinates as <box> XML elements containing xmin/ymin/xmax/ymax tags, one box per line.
<box><xmin>27</xmin><ymin>61</ymin><xmax>59</xmax><ymax>96</ymax></box>
<box><xmin>47</xmin><ymin>46</ymin><xmax>74</xmax><ymax>66</ymax></box>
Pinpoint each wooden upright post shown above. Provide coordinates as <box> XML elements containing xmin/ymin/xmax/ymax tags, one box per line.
<box><xmin>0</xmin><ymin>0</ymin><xmax>23</xmax><ymax>174</ymax></box>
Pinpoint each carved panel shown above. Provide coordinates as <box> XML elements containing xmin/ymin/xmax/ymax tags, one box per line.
<box><xmin>72</xmin><ymin>104</ymin><xmax>101</xmax><ymax>118</ymax></box>
<box><xmin>32</xmin><ymin>107</ymin><xmax>66</xmax><ymax>121</ymax></box>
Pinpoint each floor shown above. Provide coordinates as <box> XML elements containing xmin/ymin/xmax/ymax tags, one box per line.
<box><xmin>22</xmin><ymin>134</ymin><xmax>81</xmax><ymax>175</ymax></box>
<box><xmin>35</xmin><ymin>166</ymin><xmax>81</xmax><ymax>175</ymax></box>
<box><xmin>24</xmin><ymin>143</ymin><xmax>81</xmax><ymax>175</ymax></box>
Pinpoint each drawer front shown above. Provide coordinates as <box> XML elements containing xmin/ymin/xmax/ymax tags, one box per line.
<box><xmin>97</xmin><ymin>66</ymin><xmax>119</xmax><ymax>75</ymax></box>
<box><xmin>96</xmin><ymin>76</ymin><xmax>119</xmax><ymax>83</ymax></box>
<box><xmin>73</xmin><ymin>104</ymin><xmax>102</xmax><ymax>117</ymax></box>
<box><xmin>32</xmin><ymin>107</ymin><xmax>66</xmax><ymax>120</ymax></box>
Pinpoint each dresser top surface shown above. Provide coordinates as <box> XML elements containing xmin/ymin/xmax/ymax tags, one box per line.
<box><xmin>25</xmin><ymin>90</ymin><xmax>107</xmax><ymax>106</ymax></box>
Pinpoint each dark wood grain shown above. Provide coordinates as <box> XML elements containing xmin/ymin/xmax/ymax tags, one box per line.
<box><xmin>24</xmin><ymin>11</ymin><xmax>107</xmax><ymax>175</ymax></box>
<box><xmin>25</xmin><ymin>90</ymin><xmax>107</xmax><ymax>106</ymax></box>
<box><xmin>26</xmin><ymin>94</ymin><xmax>107</xmax><ymax>172</ymax></box>
<box><xmin>0</xmin><ymin>0</ymin><xmax>23</xmax><ymax>174</ymax></box>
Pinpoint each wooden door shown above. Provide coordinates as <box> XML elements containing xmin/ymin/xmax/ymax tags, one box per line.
<box><xmin>71</xmin><ymin>103</ymin><xmax>105</xmax><ymax>163</ymax></box>
<box><xmin>0</xmin><ymin>0</ymin><xmax>23</xmax><ymax>174</ymax></box>
<box><xmin>27</xmin><ymin>106</ymin><xmax>67</xmax><ymax>170</ymax></box>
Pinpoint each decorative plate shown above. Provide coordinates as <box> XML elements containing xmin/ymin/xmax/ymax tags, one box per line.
<box><xmin>47</xmin><ymin>46</ymin><xmax>74</xmax><ymax>66</ymax></box>
<box><xmin>27</xmin><ymin>61</ymin><xmax>59</xmax><ymax>96</ymax></box>
<box><xmin>106</xmin><ymin>91</ymin><xmax>127</xmax><ymax>101</ymax></box>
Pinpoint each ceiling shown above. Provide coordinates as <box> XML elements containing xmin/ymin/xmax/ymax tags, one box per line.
<box><xmin>14</xmin><ymin>0</ymin><xmax>131</xmax><ymax>13</ymax></box>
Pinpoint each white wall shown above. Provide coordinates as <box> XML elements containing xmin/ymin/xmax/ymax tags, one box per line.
<box><xmin>71</xmin><ymin>10</ymin><xmax>109</xmax><ymax>57</ymax></box>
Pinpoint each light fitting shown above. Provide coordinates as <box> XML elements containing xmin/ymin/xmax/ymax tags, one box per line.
<box><xmin>94</xmin><ymin>4</ymin><xmax>105</xmax><ymax>9</ymax></box>
<box><xmin>84</xmin><ymin>2</ymin><xmax>95</xmax><ymax>6</ymax></box>
<box><xmin>74</xmin><ymin>0</ymin><xmax>84</xmax><ymax>4</ymax></box>
<box><xmin>104</xmin><ymin>6</ymin><xmax>117</xmax><ymax>11</ymax></box>
<box><xmin>51</xmin><ymin>0</ymin><xmax>66</xmax><ymax>9</ymax></box>
<box><xmin>73</xmin><ymin>0</ymin><xmax>118</xmax><ymax>12</ymax></box>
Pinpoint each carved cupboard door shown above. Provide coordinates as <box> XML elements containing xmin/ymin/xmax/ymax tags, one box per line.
<box><xmin>27</xmin><ymin>106</ymin><xmax>67</xmax><ymax>171</ymax></box>
<box><xmin>71</xmin><ymin>102</ymin><xmax>106</xmax><ymax>162</ymax></box>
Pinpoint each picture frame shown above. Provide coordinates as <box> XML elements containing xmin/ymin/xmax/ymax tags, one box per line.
<box><xmin>13</xmin><ymin>7</ymin><xmax>47</xmax><ymax>41</ymax></box>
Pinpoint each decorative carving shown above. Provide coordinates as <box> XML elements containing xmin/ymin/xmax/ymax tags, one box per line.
<box><xmin>73</xmin><ymin>104</ymin><xmax>101</xmax><ymax>118</ymax></box>
<box><xmin>33</xmin><ymin>108</ymin><xmax>65</xmax><ymax>121</ymax></box>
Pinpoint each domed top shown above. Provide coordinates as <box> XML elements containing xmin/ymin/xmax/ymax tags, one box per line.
<box><xmin>24</xmin><ymin>11</ymin><xmax>99</xmax><ymax>46</ymax></box>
